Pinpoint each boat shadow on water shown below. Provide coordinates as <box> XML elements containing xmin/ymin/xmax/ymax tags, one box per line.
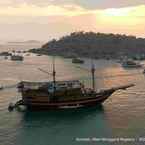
<box><xmin>13</xmin><ymin>105</ymin><xmax>114</xmax><ymax>145</ymax></box>
<box><xmin>22</xmin><ymin>105</ymin><xmax>105</xmax><ymax>121</ymax></box>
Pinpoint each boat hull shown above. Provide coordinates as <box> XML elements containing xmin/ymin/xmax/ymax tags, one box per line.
<box><xmin>23</xmin><ymin>90</ymin><xmax>114</xmax><ymax>110</ymax></box>
<box><xmin>17</xmin><ymin>81</ymin><xmax>134</xmax><ymax>110</ymax></box>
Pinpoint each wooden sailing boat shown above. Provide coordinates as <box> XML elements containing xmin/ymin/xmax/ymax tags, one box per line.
<box><xmin>17</xmin><ymin>57</ymin><xmax>134</xmax><ymax>109</ymax></box>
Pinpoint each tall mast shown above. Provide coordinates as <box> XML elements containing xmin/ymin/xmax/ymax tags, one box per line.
<box><xmin>52</xmin><ymin>56</ymin><xmax>56</xmax><ymax>90</ymax></box>
<box><xmin>91</xmin><ymin>59</ymin><xmax>95</xmax><ymax>91</ymax></box>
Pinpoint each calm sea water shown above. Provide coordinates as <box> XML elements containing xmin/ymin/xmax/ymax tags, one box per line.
<box><xmin>0</xmin><ymin>45</ymin><xmax>145</xmax><ymax>145</ymax></box>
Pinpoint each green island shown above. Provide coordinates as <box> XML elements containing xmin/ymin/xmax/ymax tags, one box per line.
<box><xmin>29</xmin><ymin>31</ymin><xmax>145</xmax><ymax>60</ymax></box>
<box><xmin>1</xmin><ymin>32</ymin><xmax>145</xmax><ymax>60</ymax></box>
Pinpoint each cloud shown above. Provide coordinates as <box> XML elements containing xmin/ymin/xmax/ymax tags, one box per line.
<box><xmin>0</xmin><ymin>3</ymin><xmax>87</xmax><ymax>17</ymax></box>
<box><xmin>72</xmin><ymin>0</ymin><xmax>145</xmax><ymax>9</ymax></box>
<box><xmin>0</xmin><ymin>1</ymin><xmax>145</xmax><ymax>41</ymax></box>
<box><xmin>0</xmin><ymin>0</ymin><xmax>145</xmax><ymax>9</ymax></box>
<box><xmin>0</xmin><ymin>2</ymin><xmax>145</xmax><ymax>18</ymax></box>
<box><xmin>45</xmin><ymin>0</ymin><xmax>145</xmax><ymax>9</ymax></box>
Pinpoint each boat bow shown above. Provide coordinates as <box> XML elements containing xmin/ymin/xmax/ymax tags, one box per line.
<box><xmin>110</xmin><ymin>83</ymin><xmax>135</xmax><ymax>91</ymax></box>
<box><xmin>99</xmin><ymin>84</ymin><xmax>135</xmax><ymax>95</ymax></box>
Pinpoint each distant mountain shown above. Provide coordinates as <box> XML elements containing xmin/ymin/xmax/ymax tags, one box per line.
<box><xmin>8</xmin><ymin>40</ymin><xmax>41</xmax><ymax>44</ymax></box>
<box><xmin>29</xmin><ymin>31</ymin><xmax>145</xmax><ymax>59</ymax></box>
<box><xmin>24</xmin><ymin>40</ymin><xmax>41</xmax><ymax>43</ymax></box>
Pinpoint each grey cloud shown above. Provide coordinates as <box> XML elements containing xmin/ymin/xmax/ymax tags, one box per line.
<box><xmin>75</xmin><ymin>0</ymin><xmax>145</xmax><ymax>9</ymax></box>
<box><xmin>1</xmin><ymin>0</ymin><xmax>145</xmax><ymax>9</ymax></box>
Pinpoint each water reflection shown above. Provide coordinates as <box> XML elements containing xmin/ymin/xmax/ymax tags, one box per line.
<box><xmin>15</xmin><ymin>106</ymin><xmax>114</xmax><ymax>145</ymax></box>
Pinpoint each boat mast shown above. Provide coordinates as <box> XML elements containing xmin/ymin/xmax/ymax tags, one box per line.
<box><xmin>52</xmin><ymin>56</ymin><xmax>56</xmax><ymax>91</ymax></box>
<box><xmin>91</xmin><ymin>59</ymin><xmax>95</xmax><ymax>91</ymax></box>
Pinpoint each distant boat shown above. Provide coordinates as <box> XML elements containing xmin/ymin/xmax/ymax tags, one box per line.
<box><xmin>4</xmin><ymin>56</ymin><xmax>8</xmax><ymax>60</ymax></box>
<box><xmin>72</xmin><ymin>58</ymin><xmax>84</xmax><ymax>64</ymax></box>
<box><xmin>0</xmin><ymin>85</ymin><xmax>3</xmax><ymax>90</ymax></box>
<box><xmin>0</xmin><ymin>52</ymin><xmax>12</xmax><ymax>56</ymax></box>
<box><xmin>122</xmin><ymin>60</ymin><xmax>142</xmax><ymax>68</ymax></box>
<box><xmin>25</xmin><ymin>53</ymin><xmax>30</xmax><ymax>56</ymax></box>
<box><xmin>22</xmin><ymin>51</ymin><xmax>27</xmax><ymax>53</ymax></box>
<box><xmin>37</xmin><ymin>54</ymin><xmax>42</xmax><ymax>56</ymax></box>
<box><xmin>11</xmin><ymin>55</ymin><xmax>24</xmax><ymax>61</ymax></box>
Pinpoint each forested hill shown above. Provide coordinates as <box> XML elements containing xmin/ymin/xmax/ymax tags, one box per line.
<box><xmin>29</xmin><ymin>32</ymin><xmax>145</xmax><ymax>59</ymax></box>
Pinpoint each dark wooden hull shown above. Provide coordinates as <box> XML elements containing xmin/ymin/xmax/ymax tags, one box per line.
<box><xmin>17</xmin><ymin>81</ymin><xmax>134</xmax><ymax>110</ymax></box>
<box><xmin>22</xmin><ymin>90</ymin><xmax>114</xmax><ymax>110</ymax></box>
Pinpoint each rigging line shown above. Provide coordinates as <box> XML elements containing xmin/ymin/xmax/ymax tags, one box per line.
<box><xmin>38</xmin><ymin>68</ymin><xmax>64</xmax><ymax>77</ymax></box>
<box><xmin>38</xmin><ymin>68</ymin><xmax>52</xmax><ymax>76</ymax></box>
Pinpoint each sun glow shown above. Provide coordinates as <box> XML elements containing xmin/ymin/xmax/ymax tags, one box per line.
<box><xmin>0</xmin><ymin>3</ymin><xmax>145</xmax><ymax>39</ymax></box>
<box><xmin>104</xmin><ymin>8</ymin><xmax>131</xmax><ymax>17</ymax></box>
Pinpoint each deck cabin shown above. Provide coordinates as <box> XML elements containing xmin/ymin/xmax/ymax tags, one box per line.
<box><xmin>18</xmin><ymin>80</ymin><xmax>85</xmax><ymax>103</ymax></box>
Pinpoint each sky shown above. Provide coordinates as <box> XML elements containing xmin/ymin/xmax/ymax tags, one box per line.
<box><xmin>0</xmin><ymin>0</ymin><xmax>145</xmax><ymax>41</ymax></box>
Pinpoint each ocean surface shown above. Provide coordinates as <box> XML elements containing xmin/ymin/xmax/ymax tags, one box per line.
<box><xmin>0</xmin><ymin>44</ymin><xmax>145</xmax><ymax>145</ymax></box>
